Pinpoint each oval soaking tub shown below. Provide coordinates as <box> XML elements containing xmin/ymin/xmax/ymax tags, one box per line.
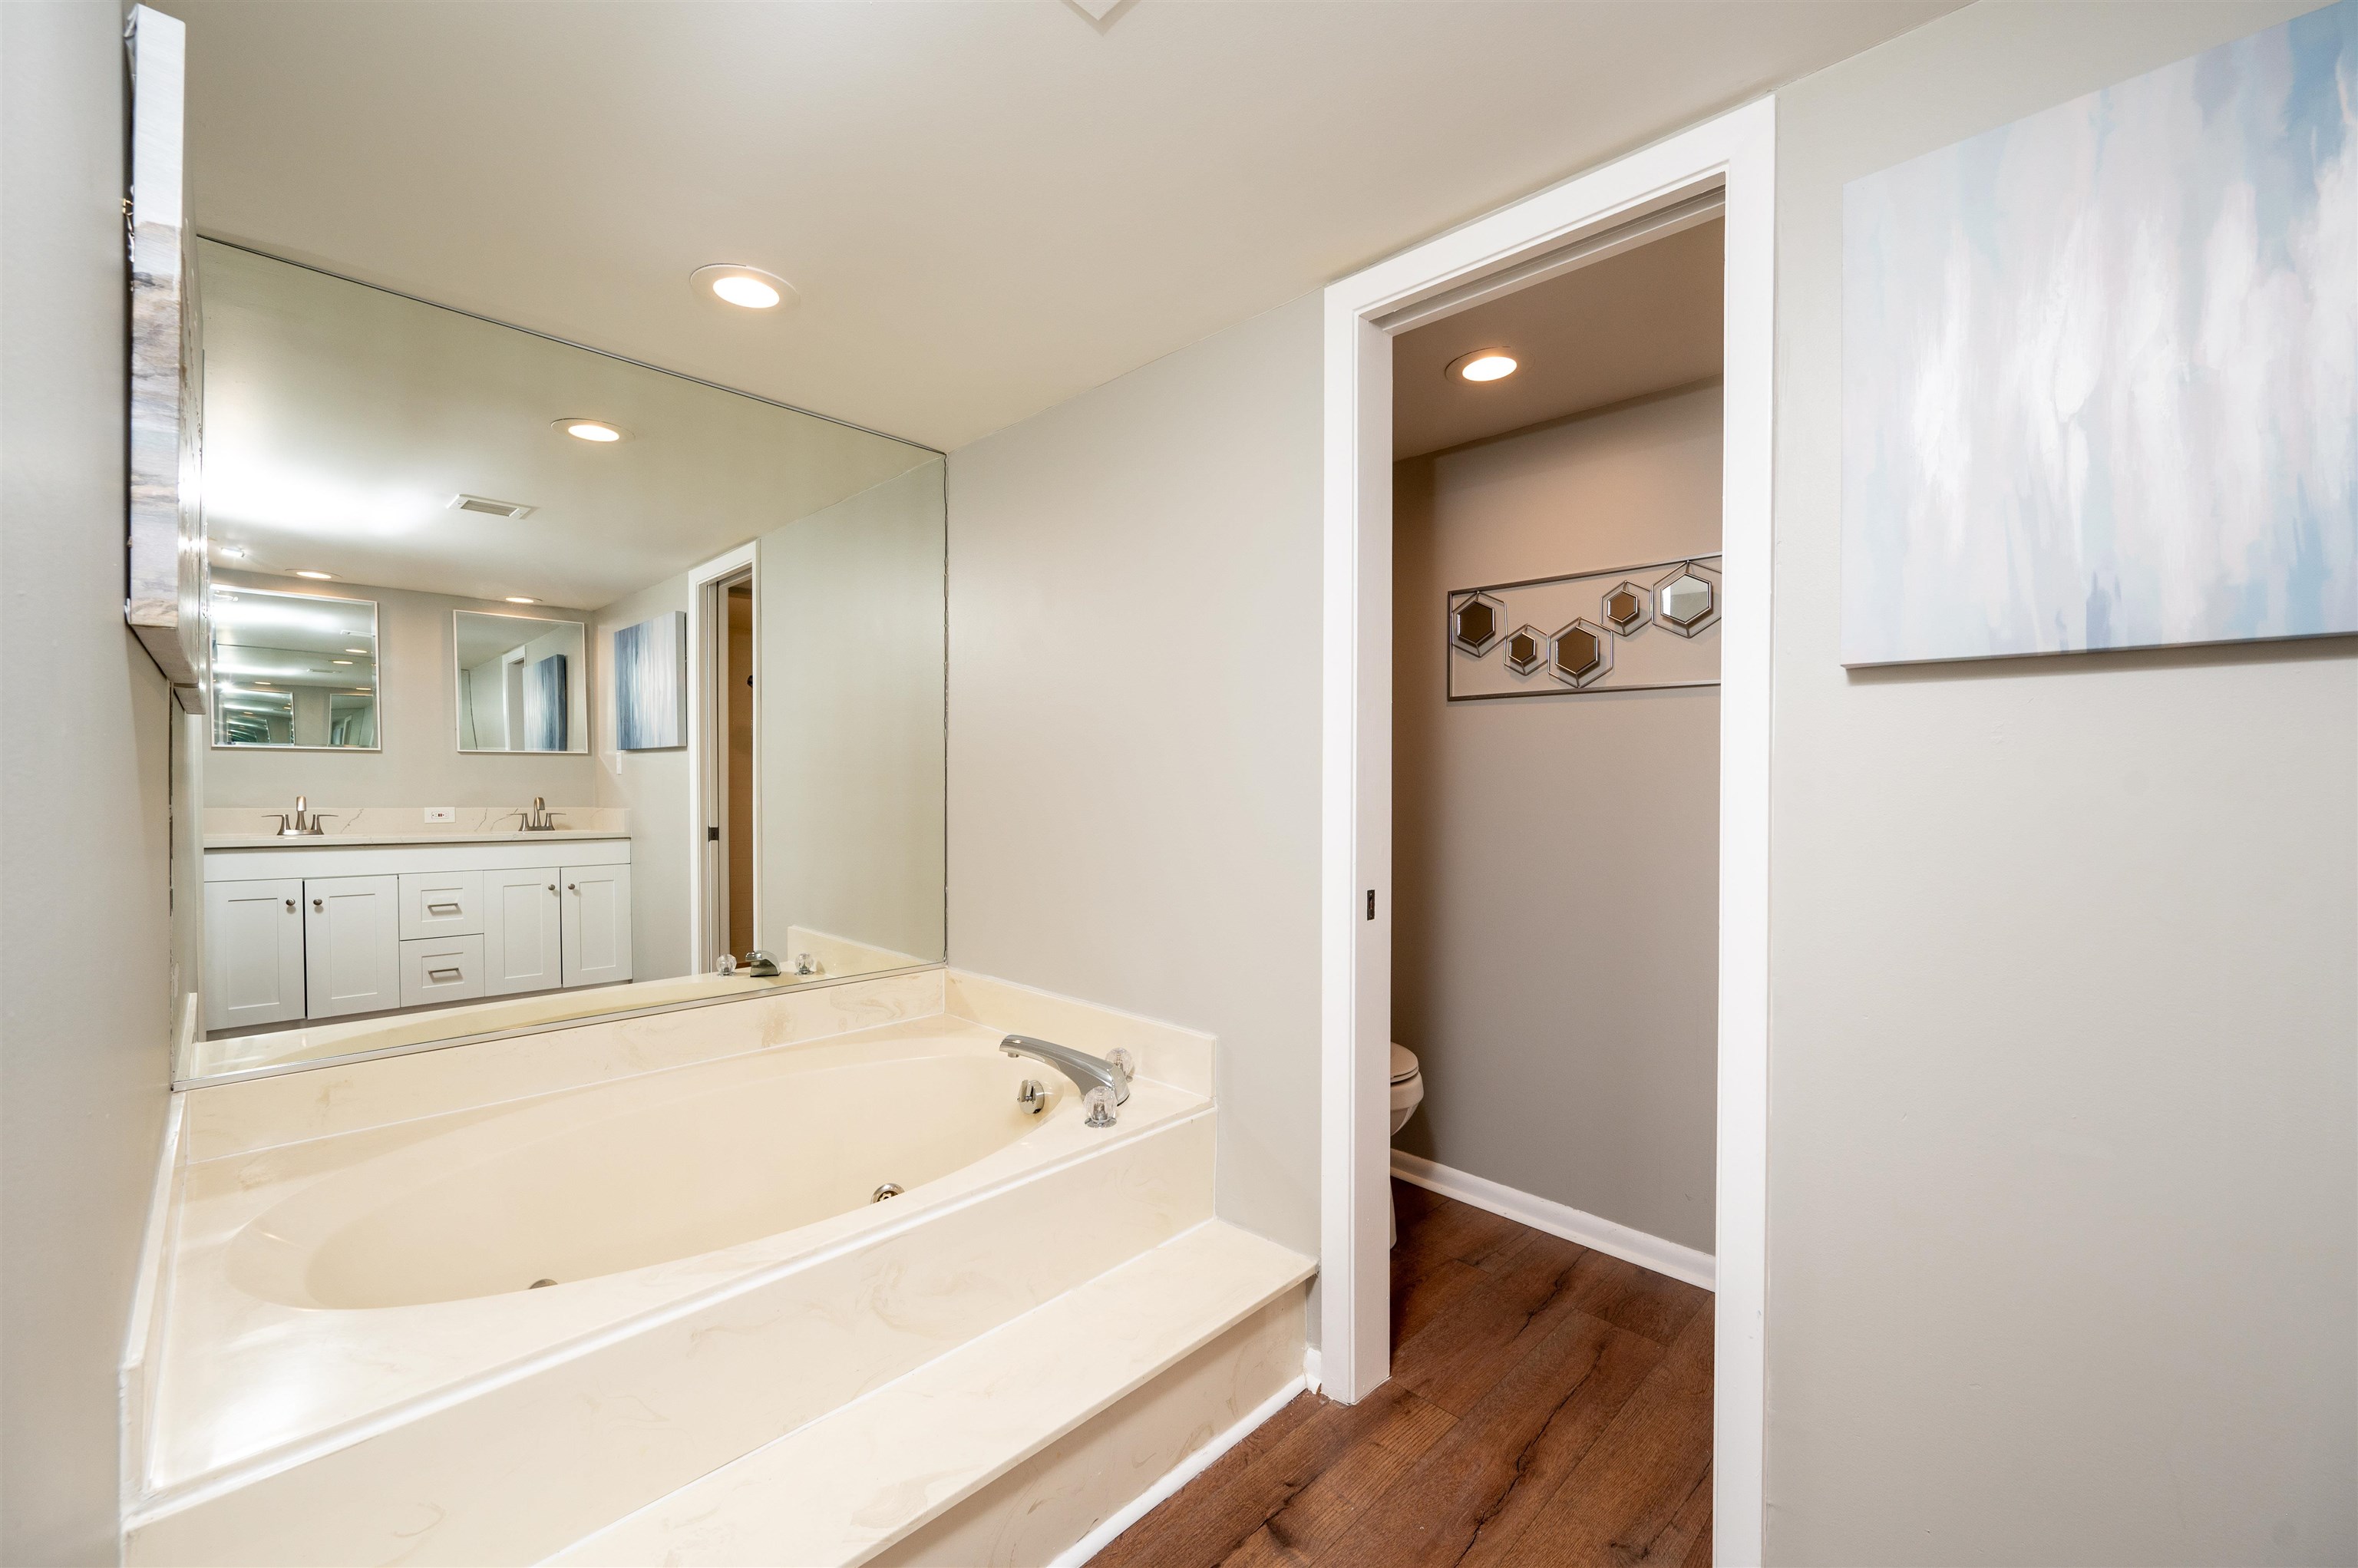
<box><xmin>228</xmin><ymin>1041</ymin><xmax>1064</xmax><ymax>1309</ymax></box>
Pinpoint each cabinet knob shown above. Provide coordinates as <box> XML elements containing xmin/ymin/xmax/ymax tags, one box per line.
<box><xmin>547</xmin><ymin>883</ymin><xmax>556</xmax><ymax>893</ymax></box>
<box><xmin>312</xmin><ymin>897</ymin><xmax>323</xmax><ymax>911</ymax></box>
<box><xmin>567</xmin><ymin>883</ymin><xmax>578</xmax><ymax>892</ymax></box>
<box><xmin>283</xmin><ymin>897</ymin><xmax>295</xmax><ymax>912</ymax></box>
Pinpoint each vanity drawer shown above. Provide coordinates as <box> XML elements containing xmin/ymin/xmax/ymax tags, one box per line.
<box><xmin>399</xmin><ymin>934</ymin><xmax>486</xmax><ymax>1008</ymax></box>
<box><xmin>399</xmin><ymin>870</ymin><xmax>484</xmax><ymax>938</ymax></box>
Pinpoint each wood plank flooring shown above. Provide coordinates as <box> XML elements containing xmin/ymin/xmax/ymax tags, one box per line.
<box><xmin>1091</xmin><ymin>1181</ymin><xmax>1712</xmax><ymax>1568</ymax></box>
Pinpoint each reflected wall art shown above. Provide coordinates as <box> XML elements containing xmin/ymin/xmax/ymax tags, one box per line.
<box><xmin>1842</xmin><ymin>0</ymin><xmax>2356</xmax><ymax>664</ymax></box>
<box><xmin>613</xmin><ymin>610</ymin><xmax>685</xmax><ymax>751</ymax></box>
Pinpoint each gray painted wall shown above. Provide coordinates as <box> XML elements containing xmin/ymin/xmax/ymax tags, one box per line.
<box><xmin>591</xmin><ymin>571</ymin><xmax>695</xmax><ymax>982</ymax></box>
<box><xmin>206</xmin><ymin>571</ymin><xmax>601</xmax><ymax>813</ymax></box>
<box><xmin>1</xmin><ymin>5</ymin><xmax>176</xmax><ymax>1560</ymax></box>
<box><xmin>1392</xmin><ymin>384</ymin><xmax>1721</xmax><ymax>1253</ymax></box>
<box><xmin>758</xmin><ymin>460</ymin><xmax>948</xmax><ymax>963</ymax></box>
<box><xmin>946</xmin><ymin>294</ymin><xmax>1326</xmax><ymax>1263</ymax></box>
<box><xmin>1765</xmin><ymin>3</ymin><xmax>2356</xmax><ymax>1561</ymax></box>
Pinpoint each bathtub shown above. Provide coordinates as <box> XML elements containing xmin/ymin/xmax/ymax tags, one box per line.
<box><xmin>231</xmin><ymin>1043</ymin><xmax>1061</xmax><ymax>1309</ymax></box>
<box><xmin>131</xmin><ymin>1008</ymin><xmax>1217</xmax><ymax>1566</ymax></box>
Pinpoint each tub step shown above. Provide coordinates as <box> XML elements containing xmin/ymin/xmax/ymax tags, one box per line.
<box><xmin>547</xmin><ymin>1220</ymin><xmax>1315</xmax><ymax>1567</ymax></box>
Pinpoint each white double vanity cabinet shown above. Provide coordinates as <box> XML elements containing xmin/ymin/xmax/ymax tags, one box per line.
<box><xmin>202</xmin><ymin>835</ymin><xmax>633</xmax><ymax>1033</ymax></box>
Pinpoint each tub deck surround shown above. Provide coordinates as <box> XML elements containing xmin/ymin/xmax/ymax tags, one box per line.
<box><xmin>944</xmin><ymin>970</ymin><xmax>1217</xmax><ymax>1101</ymax></box>
<box><xmin>181</xmin><ymin>968</ymin><xmax>952</xmax><ymax>1159</ymax></box>
<box><xmin>184</xmin><ymin>962</ymin><xmax>883</xmax><ymax>1082</ymax></box>
<box><xmin>551</xmin><ymin>1221</ymin><xmax>1314</xmax><ymax>1568</ymax></box>
<box><xmin>124</xmin><ymin>969</ymin><xmax>1260</xmax><ymax>1567</ymax></box>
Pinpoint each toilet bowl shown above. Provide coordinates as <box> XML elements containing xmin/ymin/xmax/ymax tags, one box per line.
<box><xmin>1389</xmin><ymin>1044</ymin><xmax>1424</xmax><ymax>1135</ymax></box>
<box><xmin>1389</xmin><ymin>1045</ymin><xmax>1424</xmax><ymax>1246</ymax></box>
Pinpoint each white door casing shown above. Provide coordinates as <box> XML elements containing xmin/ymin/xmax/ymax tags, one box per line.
<box><xmin>1319</xmin><ymin>96</ymin><xmax>1775</xmax><ymax>1565</ymax></box>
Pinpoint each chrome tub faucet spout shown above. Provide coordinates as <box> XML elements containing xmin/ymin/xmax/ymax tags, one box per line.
<box><xmin>999</xmin><ymin>1035</ymin><xmax>1133</xmax><ymax>1128</ymax></box>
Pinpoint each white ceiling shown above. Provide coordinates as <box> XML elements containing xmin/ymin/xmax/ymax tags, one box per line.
<box><xmin>200</xmin><ymin>239</ymin><xmax>934</xmax><ymax>607</ymax></box>
<box><xmin>170</xmin><ymin>0</ymin><xmax>1956</xmax><ymax>454</ymax></box>
<box><xmin>1393</xmin><ymin>216</ymin><xmax>1723</xmax><ymax>460</ymax></box>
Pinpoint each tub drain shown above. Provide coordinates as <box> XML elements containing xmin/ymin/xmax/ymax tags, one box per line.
<box><xmin>872</xmin><ymin>1183</ymin><xmax>904</xmax><ymax>1203</ymax></box>
<box><xmin>528</xmin><ymin>1278</ymin><xmax>558</xmax><ymax>1289</ymax></box>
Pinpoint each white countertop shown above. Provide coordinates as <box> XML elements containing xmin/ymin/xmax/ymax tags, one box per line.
<box><xmin>204</xmin><ymin>830</ymin><xmax>632</xmax><ymax>850</ymax></box>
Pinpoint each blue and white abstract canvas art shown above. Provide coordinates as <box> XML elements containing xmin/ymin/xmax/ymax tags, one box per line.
<box><xmin>1842</xmin><ymin>1</ymin><xmax>2356</xmax><ymax>665</ymax></box>
<box><xmin>522</xmin><ymin>653</ymin><xmax>568</xmax><ymax>752</ymax></box>
<box><xmin>613</xmin><ymin>610</ymin><xmax>685</xmax><ymax>751</ymax></box>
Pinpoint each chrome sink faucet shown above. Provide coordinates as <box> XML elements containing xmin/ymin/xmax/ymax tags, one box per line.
<box><xmin>271</xmin><ymin>794</ymin><xmax>332</xmax><ymax>836</ymax></box>
<box><xmin>512</xmin><ymin>796</ymin><xmax>561</xmax><ymax>831</ymax></box>
<box><xmin>1000</xmin><ymin>1035</ymin><xmax>1134</xmax><ymax>1127</ymax></box>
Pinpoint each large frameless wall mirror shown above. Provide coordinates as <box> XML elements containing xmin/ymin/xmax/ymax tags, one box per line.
<box><xmin>210</xmin><ymin>587</ymin><xmax>381</xmax><ymax>748</ymax></box>
<box><xmin>182</xmin><ymin>238</ymin><xmax>947</xmax><ymax>1083</ymax></box>
<box><xmin>454</xmin><ymin>612</ymin><xmax>588</xmax><ymax>753</ymax></box>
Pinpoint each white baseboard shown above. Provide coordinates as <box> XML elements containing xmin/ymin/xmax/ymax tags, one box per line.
<box><xmin>1302</xmin><ymin>1345</ymin><xmax>1322</xmax><ymax>1394</ymax></box>
<box><xmin>1389</xmin><ymin>1150</ymin><xmax>1715</xmax><ymax>1292</ymax></box>
<box><xmin>1052</xmin><ymin>1372</ymin><xmax>1308</xmax><ymax>1567</ymax></box>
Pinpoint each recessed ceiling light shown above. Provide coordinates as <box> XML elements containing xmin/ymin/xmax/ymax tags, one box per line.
<box><xmin>1448</xmin><ymin>349</ymin><xmax>1519</xmax><ymax>383</ymax></box>
<box><xmin>504</xmin><ymin>596</ymin><xmax>540</xmax><ymax>605</ymax></box>
<box><xmin>691</xmin><ymin>263</ymin><xmax>798</xmax><ymax>313</ymax></box>
<box><xmin>344</xmin><ymin>647</ymin><xmax>367</xmax><ymax>654</ymax></box>
<box><xmin>293</xmin><ymin>569</ymin><xmax>335</xmax><ymax>579</ymax></box>
<box><xmin>331</xmin><ymin>659</ymin><xmax>355</xmax><ymax>665</ymax></box>
<box><xmin>556</xmin><ymin>420</ymin><xmax>626</xmax><ymax>444</ymax></box>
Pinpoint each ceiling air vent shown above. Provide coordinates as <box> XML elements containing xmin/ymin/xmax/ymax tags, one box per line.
<box><xmin>451</xmin><ymin>494</ymin><xmax>535</xmax><ymax>520</ymax></box>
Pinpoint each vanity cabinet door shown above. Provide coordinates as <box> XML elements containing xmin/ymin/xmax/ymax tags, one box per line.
<box><xmin>202</xmin><ymin>879</ymin><xmax>305</xmax><ymax>1032</ymax></box>
<box><xmin>482</xmin><ymin>867</ymin><xmax>562</xmax><ymax>996</ymax></box>
<box><xmin>302</xmin><ymin>874</ymin><xmax>401</xmax><ymax>1018</ymax></box>
<box><xmin>560</xmin><ymin>863</ymin><xmax>632</xmax><ymax>989</ymax></box>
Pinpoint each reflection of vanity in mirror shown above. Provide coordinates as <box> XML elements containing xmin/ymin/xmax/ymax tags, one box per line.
<box><xmin>187</xmin><ymin>237</ymin><xmax>947</xmax><ymax>1082</ymax></box>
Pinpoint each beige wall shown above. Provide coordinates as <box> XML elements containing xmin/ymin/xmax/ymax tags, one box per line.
<box><xmin>1765</xmin><ymin>3</ymin><xmax>2355</xmax><ymax>1562</ymax></box>
<box><xmin>1</xmin><ymin>5</ymin><xmax>177</xmax><ymax>1559</ymax></box>
<box><xmin>1392</xmin><ymin>383</ymin><xmax>1721</xmax><ymax>1253</ymax></box>
<box><xmin>206</xmin><ymin>571</ymin><xmax>600</xmax><ymax>813</ymax></box>
<box><xmin>758</xmin><ymin>460</ymin><xmax>949</xmax><ymax>964</ymax></box>
<box><xmin>946</xmin><ymin>294</ymin><xmax>1326</xmax><ymax>1263</ymax></box>
<box><xmin>592</xmin><ymin>571</ymin><xmax>695</xmax><ymax>982</ymax></box>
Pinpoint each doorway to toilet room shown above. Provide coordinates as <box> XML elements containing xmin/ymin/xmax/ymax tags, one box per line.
<box><xmin>1310</xmin><ymin>108</ymin><xmax>1774</xmax><ymax>1556</ymax></box>
<box><xmin>1388</xmin><ymin>210</ymin><xmax>1723</xmax><ymax>1279</ymax></box>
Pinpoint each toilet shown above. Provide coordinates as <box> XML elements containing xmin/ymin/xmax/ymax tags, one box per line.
<box><xmin>1389</xmin><ymin>1044</ymin><xmax>1425</xmax><ymax>1246</ymax></box>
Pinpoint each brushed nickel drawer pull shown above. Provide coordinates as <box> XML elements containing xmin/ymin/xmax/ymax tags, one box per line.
<box><xmin>427</xmin><ymin>901</ymin><xmax>462</xmax><ymax>915</ymax></box>
<box><xmin>428</xmin><ymin>967</ymin><xmax>463</xmax><ymax>982</ymax></box>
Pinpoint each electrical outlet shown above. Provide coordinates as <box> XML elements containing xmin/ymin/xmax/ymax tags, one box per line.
<box><xmin>423</xmin><ymin>807</ymin><xmax>455</xmax><ymax>824</ymax></box>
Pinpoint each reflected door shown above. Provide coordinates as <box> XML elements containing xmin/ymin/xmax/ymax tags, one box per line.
<box><xmin>302</xmin><ymin>875</ymin><xmax>400</xmax><ymax>1018</ymax></box>
<box><xmin>484</xmin><ymin>868</ymin><xmax>562</xmax><ymax>996</ymax></box>
<box><xmin>202</xmin><ymin>879</ymin><xmax>305</xmax><ymax>1032</ymax></box>
<box><xmin>562</xmin><ymin>864</ymin><xmax>632</xmax><ymax>988</ymax></box>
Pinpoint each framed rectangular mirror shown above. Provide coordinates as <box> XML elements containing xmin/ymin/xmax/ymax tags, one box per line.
<box><xmin>454</xmin><ymin>611</ymin><xmax>588</xmax><ymax>753</ymax></box>
<box><xmin>209</xmin><ymin>586</ymin><xmax>380</xmax><ymax>749</ymax></box>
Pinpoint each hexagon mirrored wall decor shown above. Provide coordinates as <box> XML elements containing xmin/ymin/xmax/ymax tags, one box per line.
<box><xmin>1447</xmin><ymin>555</ymin><xmax>1721</xmax><ymax>701</ymax></box>
<box><xmin>1448</xmin><ymin>591</ymin><xmax>1506</xmax><ymax>656</ymax></box>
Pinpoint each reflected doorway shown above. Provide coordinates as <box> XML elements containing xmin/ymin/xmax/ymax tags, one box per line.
<box><xmin>725</xmin><ymin>579</ymin><xmax>755</xmax><ymax>959</ymax></box>
<box><xmin>695</xmin><ymin>558</ymin><xmax>757</xmax><ymax>971</ymax></box>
